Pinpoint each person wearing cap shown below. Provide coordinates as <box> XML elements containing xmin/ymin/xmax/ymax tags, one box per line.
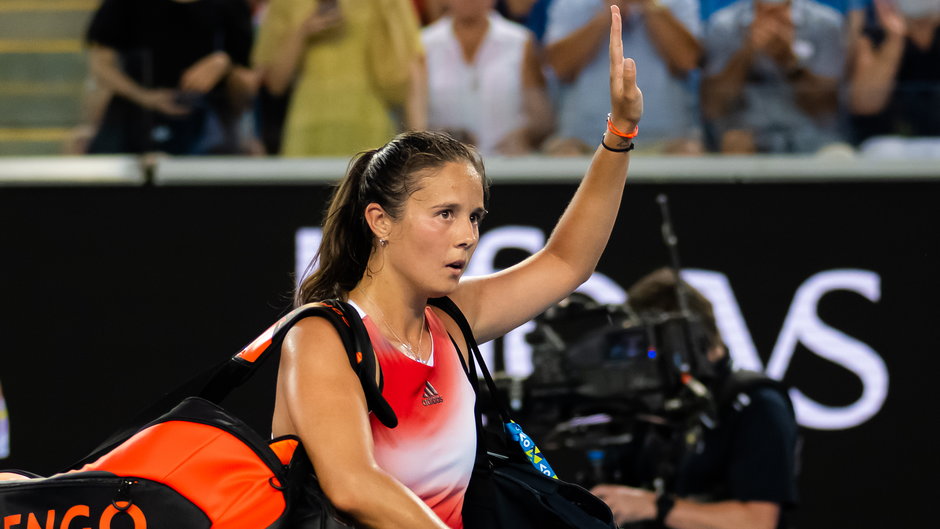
<box><xmin>700</xmin><ymin>0</ymin><xmax>846</xmax><ymax>153</ymax></box>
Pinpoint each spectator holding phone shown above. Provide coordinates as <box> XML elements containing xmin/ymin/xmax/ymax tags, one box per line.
<box><xmin>85</xmin><ymin>0</ymin><xmax>256</xmax><ymax>155</ymax></box>
<box><xmin>849</xmin><ymin>0</ymin><xmax>940</xmax><ymax>145</ymax></box>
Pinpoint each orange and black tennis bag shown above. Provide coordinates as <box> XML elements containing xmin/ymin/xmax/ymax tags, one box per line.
<box><xmin>0</xmin><ymin>300</ymin><xmax>395</xmax><ymax>529</ymax></box>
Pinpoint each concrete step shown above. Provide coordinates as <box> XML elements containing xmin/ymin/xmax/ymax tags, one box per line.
<box><xmin>0</xmin><ymin>128</ymin><xmax>71</xmax><ymax>155</ymax></box>
<box><xmin>0</xmin><ymin>91</ymin><xmax>83</xmax><ymax>126</ymax></box>
<box><xmin>0</xmin><ymin>52</ymin><xmax>88</xmax><ymax>83</ymax></box>
<box><xmin>0</xmin><ymin>9</ymin><xmax>93</xmax><ymax>40</ymax></box>
<box><xmin>0</xmin><ymin>0</ymin><xmax>96</xmax><ymax>154</ymax></box>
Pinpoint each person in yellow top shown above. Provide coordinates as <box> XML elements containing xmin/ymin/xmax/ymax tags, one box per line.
<box><xmin>252</xmin><ymin>0</ymin><xmax>426</xmax><ymax>156</ymax></box>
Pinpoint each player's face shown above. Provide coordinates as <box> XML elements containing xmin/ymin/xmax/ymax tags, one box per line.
<box><xmin>386</xmin><ymin>161</ymin><xmax>486</xmax><ymax>297</ymax></box>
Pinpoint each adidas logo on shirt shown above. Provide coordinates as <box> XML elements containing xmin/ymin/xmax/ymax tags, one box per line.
<box><xmin>422</xmin><ymin>381</ymin><xmax>444</xmax><ymax>406</ymax></box>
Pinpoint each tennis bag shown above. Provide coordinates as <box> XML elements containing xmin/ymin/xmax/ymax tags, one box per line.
<box><xmin>427</xmin><ymin>297</ymin><xmax>617</xmax><ymax>529</ymax></box>
<box><xmin>0</xmin><ymin>300</ymin><xmax>393</xmax><ymax>529</ymax></box>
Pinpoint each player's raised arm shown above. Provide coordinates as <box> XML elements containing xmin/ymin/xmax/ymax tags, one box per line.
<box><xmin>453</xmin><ymin>5</ymin><xmax>644</xmax><ymax>343</ymax></box>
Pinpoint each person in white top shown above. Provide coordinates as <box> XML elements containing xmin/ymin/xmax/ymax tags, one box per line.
<box><xmin>422</xmin><ymin>0</ymin><xmax>554</xmax><ymax>155</ymax></box>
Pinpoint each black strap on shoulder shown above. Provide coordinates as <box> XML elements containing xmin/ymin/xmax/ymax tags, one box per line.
<box><xmin>202</xmin><ymin>300</ymin><xmax>396</xmax><ymax>428</ymax></box>
<box><xmin>336</xmin><ymin>301</ymin><xmax>398</xmax><ymax>429</ymax></box>
<box><xmin>70</xmin><ymin>300</ymin><xmax>396</xmax><ymax>470</ymax></box>
<box><xmin>428</xmin><ymin>297</ymin><xmax>514</xmax><ymax>426</ymax></box>
<box><xmin>430</xmin><ymin>297</ymin><xmax>534</xmax><ymax>465</ymax></box>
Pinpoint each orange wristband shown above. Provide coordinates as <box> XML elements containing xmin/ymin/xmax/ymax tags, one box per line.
<box><xmin>607</xmin><ymin>114</ymin><xmax>639</xmax><ymax>139</ymax></box>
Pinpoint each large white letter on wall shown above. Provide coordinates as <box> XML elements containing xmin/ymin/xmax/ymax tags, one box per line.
<box><xmin>767</xmin><ymin>269</ymin><xmax>888</xmax><ymax>430</ymax></box>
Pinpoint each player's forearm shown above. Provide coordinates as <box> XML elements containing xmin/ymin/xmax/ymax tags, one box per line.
<box><xmin>543</xmin><ymin>126</ymin><xmax>631</xmax><ymax>281</ymax></box>
<box><xmin>325</xmin><ymin>467</ymin><xmax>450</xmax><ymax>529</ymax></box>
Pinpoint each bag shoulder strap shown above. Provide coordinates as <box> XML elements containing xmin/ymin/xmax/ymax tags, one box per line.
<box><xmin>428</xmin><ymin>296</ymin><xmax>512</xmax><ymax>425</ymax></box>
<box><xmin>429</xmin><ymin>297</ymin><xmax>560</xmax><ymax>477</ymax></box>
<box><xmin>71</xmin><ymin>301</ymin><xmax>397</xmax><ymax>470</ymax></box>
<box><xmin>218</xmin><ymin>300</ymin><xmax>397</xmax><ymax>428</ymax></box>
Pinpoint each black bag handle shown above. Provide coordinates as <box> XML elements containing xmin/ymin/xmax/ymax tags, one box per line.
<box><xmin>428</xmin><ymin>297</ymin><xmax>514</xmax><ymax>426</ymax></box>
<box><xmin>71</xmin><ymin>300</ymin><xmax>396</xmax><ymax>470</ymax></box>
<box><xmin>431</xmin><ymin>297</ymin><xmax>497</xmax><ymax>464</ymax></box>
<box><xmin>431</xmin><ymin>297</ymin><xmax>556</xmax><ymax>471</ymax></box>
<box><xmin>203</xmin><ymin>300</ymin><xmax>396</xmax><ymax>428</ymax></box>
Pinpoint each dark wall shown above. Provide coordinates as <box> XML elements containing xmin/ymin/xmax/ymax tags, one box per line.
<box><xmin>0</xmin><ymin>181</ymin><xmax>936</xmax><ymax>528</ymax></box>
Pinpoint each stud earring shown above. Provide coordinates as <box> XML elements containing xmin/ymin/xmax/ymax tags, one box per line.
<box><xmin>379</xmin><ymin>238</ymin><xmax>388</xmax><ymax>247</ymax></box>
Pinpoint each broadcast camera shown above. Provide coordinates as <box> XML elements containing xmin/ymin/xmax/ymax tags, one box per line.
<box><xmin>524</xmin><ymin>292</ymin><xmax>718</xmax><ymax>428</ymax></box>
<box><xmin>519</xmin><ymin>284</ymin><xmax>723</xmax><ymax>496</ymax></box>
<box><xmin>519</xmin><ymin>196</ymin><xmax>723</xmax><ymax>491</ymax></box>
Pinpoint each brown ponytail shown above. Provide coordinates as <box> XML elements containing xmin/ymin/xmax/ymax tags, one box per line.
<box><xmin>295</xmin><ymin>130</ymin><xmax>488</xmax><ymax>307</ymax></box>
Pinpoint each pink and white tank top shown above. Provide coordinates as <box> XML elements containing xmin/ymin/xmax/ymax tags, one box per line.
<box><xmin>353</xmin><ymin>304</ymin><xmax>477</xmax><ymax>529</ymax></box>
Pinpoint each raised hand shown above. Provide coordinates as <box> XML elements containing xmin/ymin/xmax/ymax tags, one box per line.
<box><xmin>608</xmin><ymin>5</ymin><xmax>643</xmax><ymax>133</ymax></box>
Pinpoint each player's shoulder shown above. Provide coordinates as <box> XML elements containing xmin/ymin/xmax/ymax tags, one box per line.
<box><xmin>282</xmin><ymin>307</ymin><xmax>350</xmax><ymax>360</ymax></box>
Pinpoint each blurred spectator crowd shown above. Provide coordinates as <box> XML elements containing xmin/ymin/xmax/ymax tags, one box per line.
<box><xmin>77</xmin><ymin>0</ymin><xmax>940</xmax><ymax>157</ymax></box>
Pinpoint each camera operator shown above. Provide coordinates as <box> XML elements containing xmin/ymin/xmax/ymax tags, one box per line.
<box><xmin>589</xmin><ymin>268</ymin><xmax>799</xmax><ymax>529</ymax></box>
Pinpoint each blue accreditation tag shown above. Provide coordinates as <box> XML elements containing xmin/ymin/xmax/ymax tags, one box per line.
<box><xmin>505</xmin><ymin>421</ymin><xmax>557</xmax><ymax>479</ymax></box>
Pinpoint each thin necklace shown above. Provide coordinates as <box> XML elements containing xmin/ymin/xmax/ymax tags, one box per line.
<box><xmin>358</xmin><ymin>291</ymin><xmax>427</xmax><ymax>364</ymax></box>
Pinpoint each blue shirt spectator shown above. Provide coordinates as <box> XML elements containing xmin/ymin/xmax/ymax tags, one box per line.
<box><xmin>545</xmin><ymin>0</ymin><xmax>703</xmax><ymax>153</ymax></box>
<box><xmin>701</xmin><ymin>0</ymin><xmax>846</xmax><ymax>153</ymax></box>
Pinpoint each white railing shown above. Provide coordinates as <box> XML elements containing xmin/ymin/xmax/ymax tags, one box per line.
<box><xmin>1</xmin><ymin>154</ymin><xmax>938</xmax><ymax>185</ymax></box>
